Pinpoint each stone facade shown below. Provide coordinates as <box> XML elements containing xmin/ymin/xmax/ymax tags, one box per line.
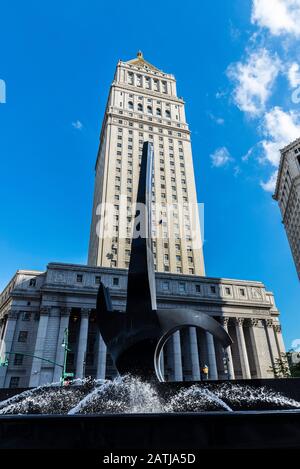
<box><xmin>0</xmin><ymin>263</ymin><xmax>285</xmax><ymax>388</ymax></box>
<box><xmin>88</xmin><ymin>52</ymin><xmax>205</xmax><ymax>276</ymax></box>
<box><xmin>273</xmin><ymin>137</ymin><xmax>300</xmax><ymax>280</ymax></box>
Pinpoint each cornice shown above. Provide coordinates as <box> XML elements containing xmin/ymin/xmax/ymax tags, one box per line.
<box><xmin>112</xmin><ymin>82</ymin><xmax>184</xmax><ymax>104</ymax></box>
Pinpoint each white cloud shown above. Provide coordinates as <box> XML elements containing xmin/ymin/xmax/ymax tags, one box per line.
<box><xmin>208</xmin><ymin>112</ymin><xmax>225</xmax><ymax>125</ymax></box>
<box><xmin>292</xmin><ymin>338</ymin><xmax>300</xmax><ymax>351</ymax></box>
<box><xmin>260</xmin><ymin>106</ymin><xmax>300</xmax><ymax>166</ymax></box>
<box><xmin>251</xmin><ymin>0</ymin><xmax>300</xmax><ymax>37</ymax></box>
<box><xmin>72</xmin><ymin>120</ymin><xmax>83</xmax><ymax>130</ymax></box>
<box><xmin>260</xmin><ymin>171</ymin><xmax>278</xmax><ymax>192</ymax></box>
<box><xmin>227</xmin><ymin>48</ymin><xmax>282</xmax><ymax>117</ymax></box>
<box><xmin>259</xmin><ymin>107</ymin><xmax>300</xmax><ymax>191</ymax></box>
<box><xmin>287</xmin><ymin>62</ymin><xmax>300</xmax><ymax>87</ymax></box>
<box><xmin>242</xmin><ymin>145</ymin><xmax>257</xmax><ymax>162</ymax></box>
<box><xmin>210</xmin><ymin>147</ymin><xmax>233</xmax><ymax>167</ymax></box>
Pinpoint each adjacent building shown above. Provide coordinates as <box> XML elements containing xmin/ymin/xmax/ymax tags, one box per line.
<box><xmin>273</xmin><ymin>137</ymin><xmax>300</xmax><ymax>280</ymax></box>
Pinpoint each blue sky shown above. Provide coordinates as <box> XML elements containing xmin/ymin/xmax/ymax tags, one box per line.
<box><xmin>0</xmin><ymin>0</ymin><xmax>299</xmax><ymax>350</ymax></box>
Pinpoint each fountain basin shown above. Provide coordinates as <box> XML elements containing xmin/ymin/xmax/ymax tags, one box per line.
<box><xmin>1</xmin><ymin>378</ymin><xmax>300</xmax><ymax>449</ymax></box>
<box><xmin>1</xmin><ymin>410</ymin><xmax>300</xmax><ymax>449</ymax></box>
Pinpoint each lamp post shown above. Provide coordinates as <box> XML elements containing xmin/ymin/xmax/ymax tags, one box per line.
<box><xmin>61</xmin><ymin>327</ymin><xmax>73</xmax><ymax>385</ymax></box>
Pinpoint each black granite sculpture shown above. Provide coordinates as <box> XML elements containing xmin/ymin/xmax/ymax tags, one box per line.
<box><xmin>96</xmin><ymin>142</ymin><xmax>233</xmax><ymax>381</ymax></box>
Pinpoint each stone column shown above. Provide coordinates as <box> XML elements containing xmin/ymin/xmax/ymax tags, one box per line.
<box><xmin>265</xmin><ymin>319</ymin><xmax>280</xmax><ymax>369</ymax></box>
<box><xmin>29</xmin><ymin>307</ymin><xmax>50</xmax><ymax>387</ymax></box>
<box><xmin>205</xmin><ymin>332</ymin><xmax>218</xmax><ymax>380</ymax></box>
<box><xmin>221</xmin><ymin>317</ymin><xmax>235</xmax><ymax>379</ymax></box>
<box><xmin>172</xmin><ymin>331</ymin><xmax>183</xmax><ymax>381</ymax></box>
<box><xmin>0</xmin><ymin>312</ymin><xmax>18</xmax><ymax>388</ymax></box>
<box><xmin>96</xmin><ymin>332</ymin><xmax>107</xmax><ymax>380</ymax></box>
<box><xmin>248</xmin><ymin>318</ymin><xmax>262</xmax><ymax>378</ymax></box>
<box><xmin>234</xmin><ymin>318</ymin><xmax>251</xmax><ymax>379</ymax></box>
<box><xmin>75</xmin><ymin>308</ymin><xmax>90</xmax><ymax>379</ymax></box>
<box><xmin>0</xmin><ymin>317</ymin><xmax>6</xmax><ymax>343</ymax></box>
<box><xmin>53</xmin><ymin>307</ymin><xmax>70</xmax><ymax>383</ymax></box>
<box><xmin>189</xmin><ymin>327</ymin><xmax>201</xmax><ymax>381</ymax></box>
<box><xmin>274</xmin><ymin>324</ymin><xmax>286</xmax><ymax>357</ymax></box>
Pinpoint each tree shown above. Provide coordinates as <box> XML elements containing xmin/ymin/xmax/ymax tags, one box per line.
<box><xmin>287</xmin><ymin>350</ymin><xmax>300</xmax><ymax>378</ymax></box>
<box><xmin>270</xmin><ymin>352</ymin><xmax>291</xmax><ymax>378</ymax></box>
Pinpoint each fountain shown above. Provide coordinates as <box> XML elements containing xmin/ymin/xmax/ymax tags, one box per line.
<box><xmin>0</xmin><ymin>142</ymin><xmax>300</xmax><ymax>450</ymax></box>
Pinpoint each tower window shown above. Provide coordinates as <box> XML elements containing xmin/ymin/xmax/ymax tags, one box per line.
<box><xmin>165</xmin><ymin>110</ymin><xmax>171</xmax><ymax>119</ymax></box>
<box><xmin>29</xmin><ymin>278</ymin><xmax>36</xmax><ymax>287</ymax></box>
<box><xmin>128</xmin><ymin>101</ymin><xmax>133</xmax><ymax>110</ymax></box>
<box><xmin>137</xmin><ymin>103</ymin><xmax>143</xmax><ymax>112</ymax></box>
<box><xmin>14</xmin><ymin>354</ymin><xmax>23</xmax><ymax>366</ymax></box>
<box><xmin>9</xmin><ymin>377</ymin><xmax>20</xmax><ymax>388</ymax></box>
<box><xmin>113</xmin><ymin>277</ymin><xmax>119</xmax><ymax>286</ymax></box>
<box><xmin>156</xmin><ymin>108</ymin><xmax>161</xmax><ymax>116</ymax></box>
<box><xmin>18</xmin><ymin>331</ymin><xmax>28</xmax><ymax>343</ymax></box>
<box><xmin>22</xmin><ymin>312</ymin><xmax>31</xmax><ymax>321</ymax></box>
<box><xmin>147</xmin><ymin>106</ymin><xmax>153</xmax><ymax>114</ymax></box>
<box><xmin>128</xmin><ymin>72</ymin><xmax>134</xmax><ymax>85</ymax></box>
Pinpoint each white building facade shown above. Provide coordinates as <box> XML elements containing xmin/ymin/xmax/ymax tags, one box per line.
<box><xmin>273</xmin><ymin>137</ymin><xmax>300</xmax><ymax>280</ymax></box>
<box><xmin>0</xmin><ymin>263</ymin><xmax>285</xmax><ymax>388</ymax></box>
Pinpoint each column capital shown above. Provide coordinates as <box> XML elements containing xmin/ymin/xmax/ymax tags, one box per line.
<box><xmin>274</xmin><ymin>324</ymin><xmax>281</xmax><ymax>333</ymax></box>
<box><xmin>40</xmin><ymin>306</ymin><xmax>50</xmax><ymax>316</ymax></box>
<box><xmin>266</xmin><ymin>318</ymin><xmax>273</xmax><ymax>328</ymax></box>
<box><xmin>221</xmin><ymin>317</ymin><xmax>230</xmax><ymax>327</ymax></box>
<box><xmin>60</xmin><ymin>307</ymin><xmax>72</xmax><ymax>317</ymax></box>
<box><xmin>234</xmin><ymin>317</ymin><xmax>244</xmax><ymax>326</ymax></box>
<box><xmin>250</xmin><ymin>318</ymin><xmax>259</xmax><ymax>327</ymax></box>
<box><xmin>81</xmin><ymin>308</ymin><xmax>91</xmax><ymax>318</ymax></box>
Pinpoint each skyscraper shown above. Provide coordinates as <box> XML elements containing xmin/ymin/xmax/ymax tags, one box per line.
<box><xmin>88</xmin><ymin>52</ymin><xmax>205</xmax><ymax>276</ymax></box>
<box><xmin>273</xmin><ymin>137</ymin><xmax>300</xmax><ymax>280</ymax></box>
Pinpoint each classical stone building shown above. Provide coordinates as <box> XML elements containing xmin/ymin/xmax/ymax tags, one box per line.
<box><xmin>0</xmin><ymin>53</ymin><xmax>288</xmax><ymax>388</ymax></box>
<box><xmin>0</xmin><ymin>263</ymin><xmax>285</xmax><ymax>388</ymax></box>
<box><xmin>273</xmin><ymin>137</ymin><xmax>300</xmax><ymax>280</ymax></box>
<box><xmin>88</xmin><ymin>52</ymin><xmax>205</xmax><ymax>276</ymax></box>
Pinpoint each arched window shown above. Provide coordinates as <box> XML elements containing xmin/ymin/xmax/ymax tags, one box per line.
<box><xmin>137</xmin><ymin>103</ymin><xmax>143</xmax><ymax>112</ymax></box>
<box><xmin>128</xmin><ymin>101</ymin><xmax>133</xmax><ymax>110</ymax></box>
<box><xmin>156</xmin><ymin>108</ymin><xmax>161</xmax><ymax>116</ymax></box>
<box><xmin>165</xmin><ymin>110</ymin><xmax>171</xmax><ymax>119</ymax></box>
<box><xmin>147</xmin><ymin>106</ymin><xmax>153</xmax><ymax>114</ymax></box>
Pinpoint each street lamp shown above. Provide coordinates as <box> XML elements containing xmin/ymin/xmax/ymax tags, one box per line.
<box><xmin>61</xmin><ymin>328</ymin><xmax>73</xmax><ymax>385</ymax></box>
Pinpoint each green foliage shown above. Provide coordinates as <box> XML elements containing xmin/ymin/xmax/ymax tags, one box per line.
<box><xmin>269</xmin><ymin>353</ymin><xmax>291</xmax><ymax>378</ymax></box>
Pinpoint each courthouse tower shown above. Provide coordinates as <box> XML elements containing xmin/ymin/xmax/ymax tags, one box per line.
<box><xmin>88</xmin><ymin>52</ymin><xmax>205</xmax><ymax>276</ymax></box>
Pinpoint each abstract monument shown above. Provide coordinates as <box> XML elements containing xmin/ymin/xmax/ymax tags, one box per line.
<box><xmin>96</xmin><ymin>142</ymin><xmax>233</xmax><ymax>381</ymax></box>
